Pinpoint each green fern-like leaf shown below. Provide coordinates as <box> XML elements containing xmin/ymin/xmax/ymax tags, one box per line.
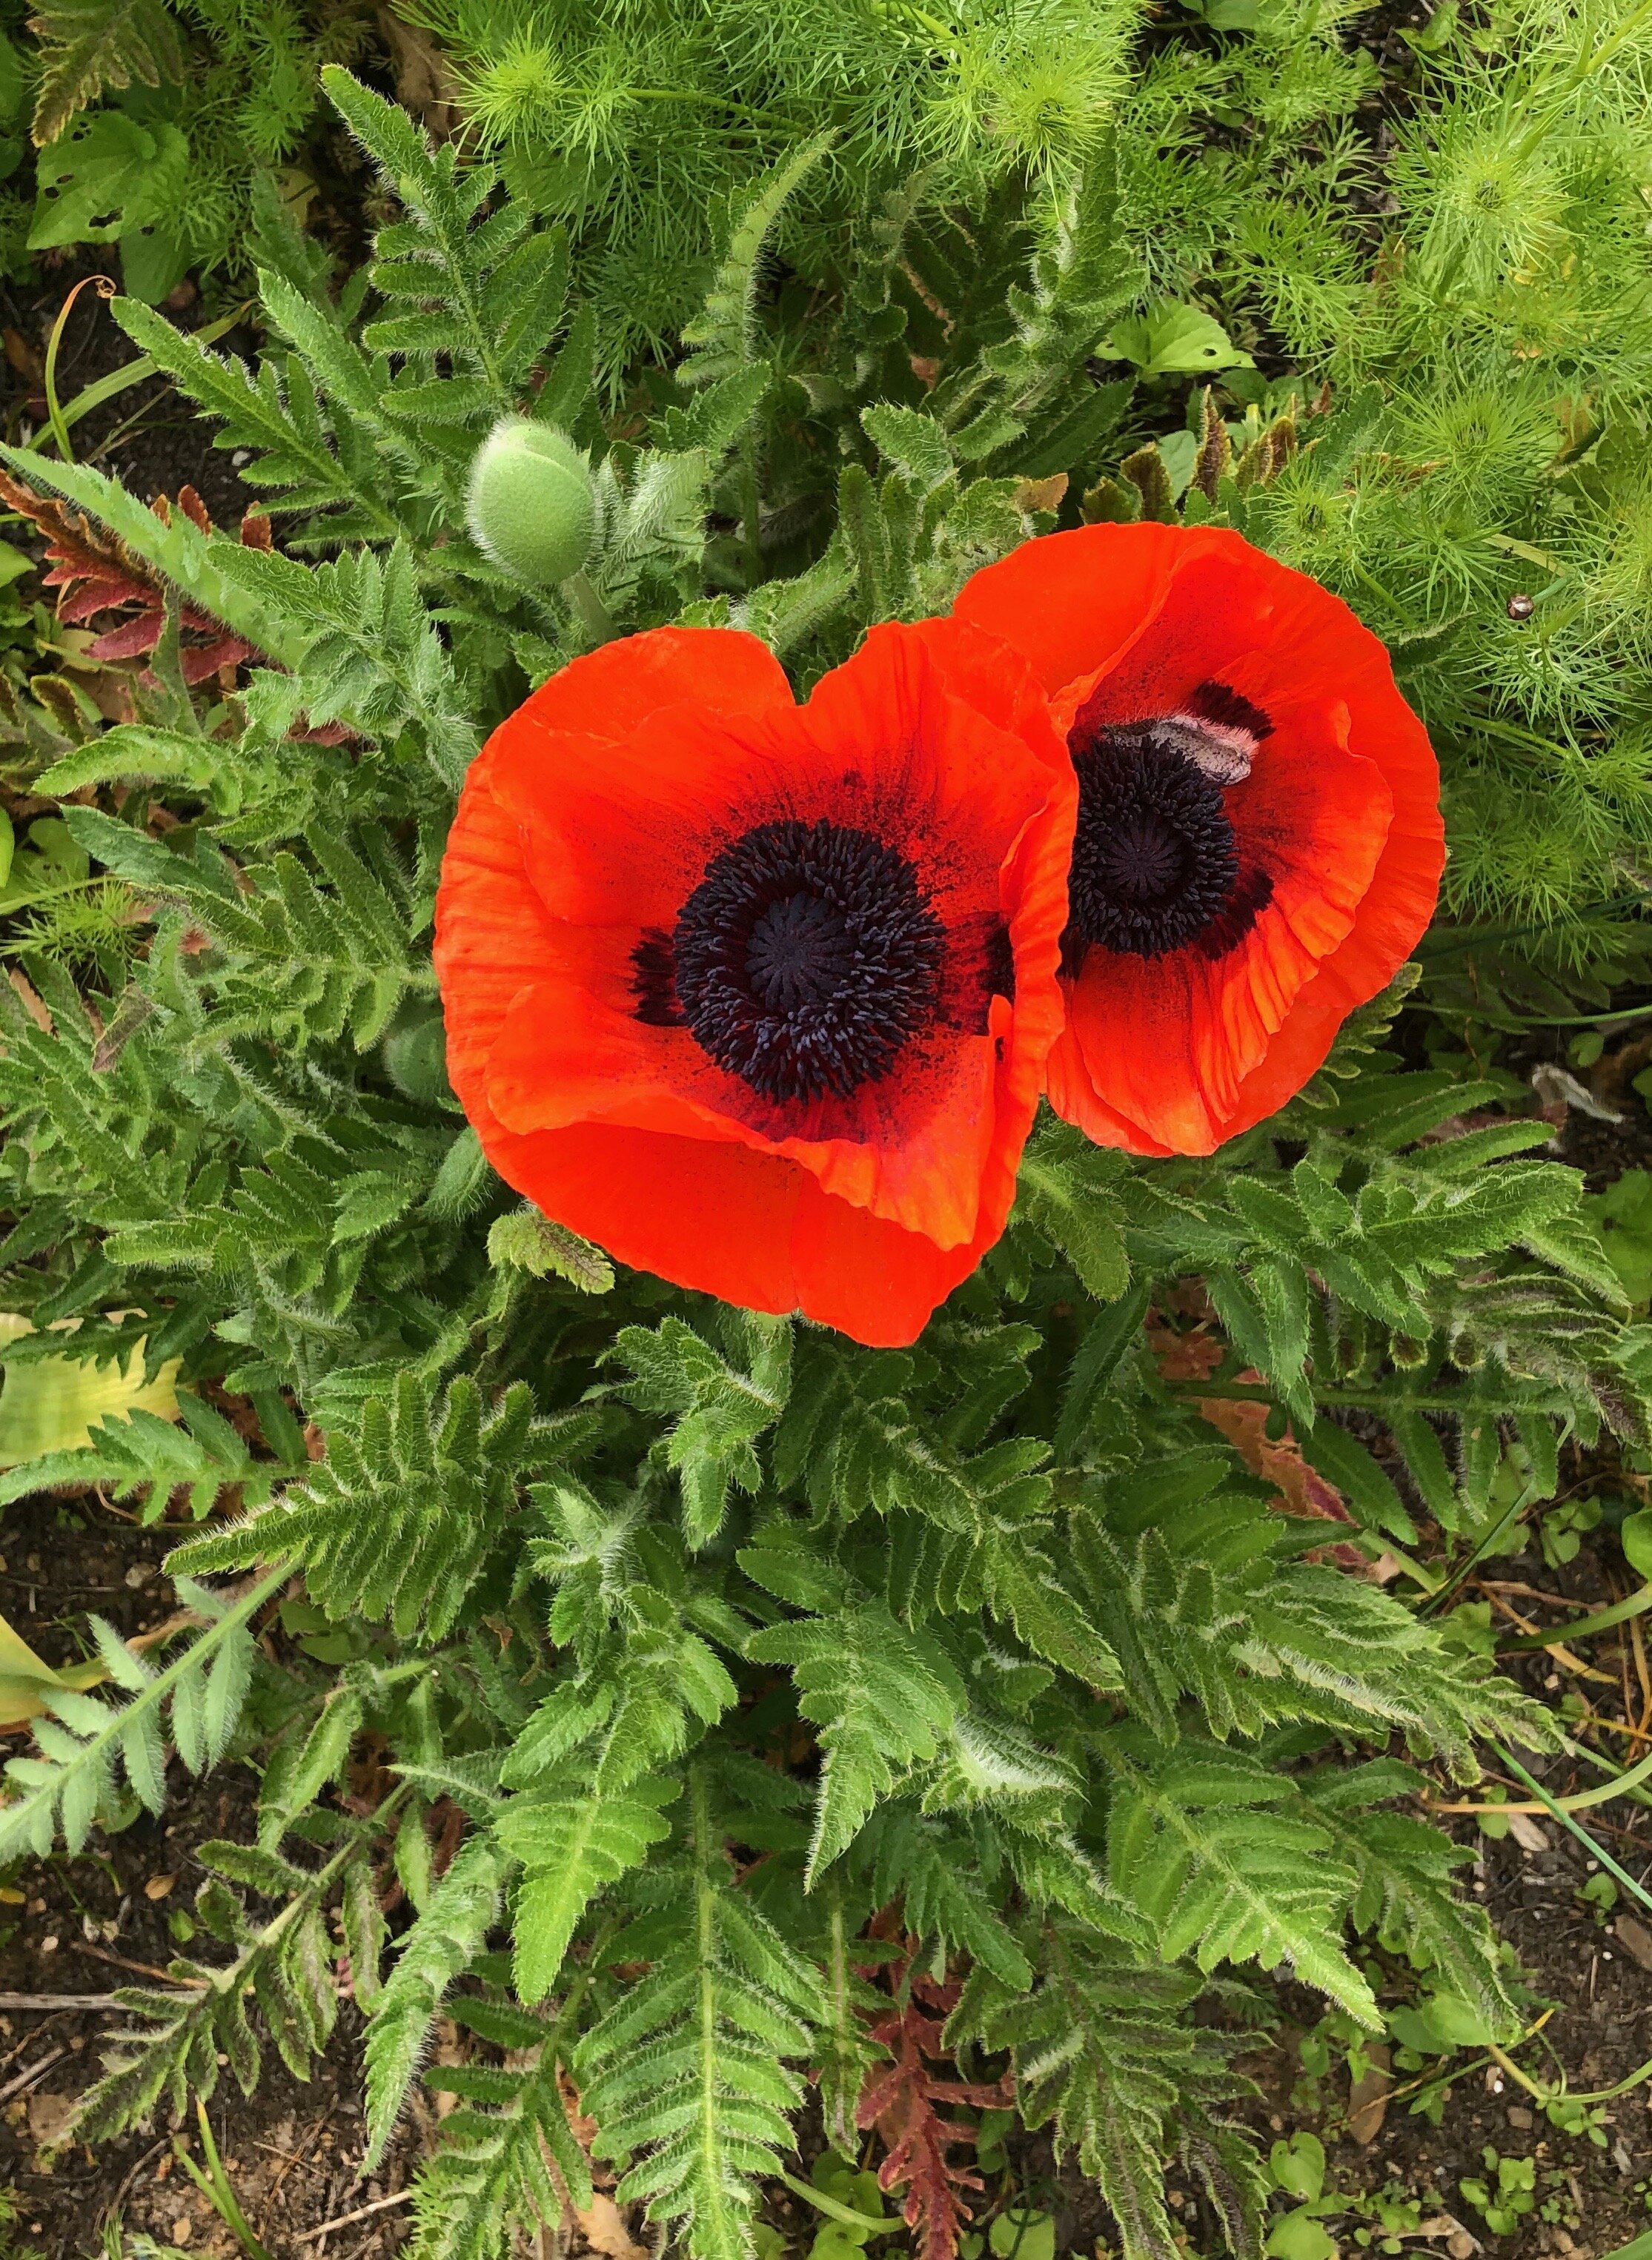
<box><xmin>679</xmin><ymin>134</ymin><xmax>834</xmax><ymax>388</ymax></box>
<box><xmin>409</xmin><ymin>1991</ymin><xmax>596</xmax><ymax>2260</ymax></box>
<box><xmin>746</xmin><ymin>1605</ymin><xmax>961</xmax><ymax>1880</ymax></box>
<box><xmin>1092</xmin><ymin>1729</ymin><xmax>1378</xmax><ymax>2024</ymax></box>
<box><xmin>954</xmin><ymin>1919</ymin><xmax>1256</xmax><ymax>2260</ymax></box>
<box><xmin>0</xmin><ymin>1567</ymin><xmax>282</xmax><ymax>1861</ymax></box>
<box><xmin>172</xmin><ymin>1375</ymin><xmax>557</xmax><ymax>1641</ymax></box>
<box><xmin>364</xmin><ymin>1832</ymin><xmax>517</xmax><ymax>2170</ymax></box>
<box><xmin>73</xmin><ymin>1820</ymin><xmax>380</xmax><ymax>2139</ymax></box>
<box><xmin>616</xmin><ymin>1312</ymin><xmax>792</xmax><ymax>1546</ymax></box>
<box><xmin>577</xmin><ymin>1763</ymin><xmax>819</xmax><ymax>2260</ymax></box>
<box><xmin>497</xmin><ymin>1769</ymin><xmax>678</xmax><ymax>2001</ymax></box>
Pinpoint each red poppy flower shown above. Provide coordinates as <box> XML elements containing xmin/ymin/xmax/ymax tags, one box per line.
<box><xmin>952</xmin><ymin>523</ymin><xmax>1444</xmax><ymax>1156</ymax></box>
<box><xmin>434</xmin><ymin>621</ymin><xmax>1075</xmax><ymax>1345</ymax></box>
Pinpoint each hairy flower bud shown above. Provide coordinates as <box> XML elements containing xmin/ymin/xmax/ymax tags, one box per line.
<box><xmin>465</xmin><ymin>417</ymin><xmax>596</xmax><ymax>586</ymax></box>
<box><xmin>382</xmin><ymin>1001</ymin><xmax>454</xmax><ymax>1107</ymax></box>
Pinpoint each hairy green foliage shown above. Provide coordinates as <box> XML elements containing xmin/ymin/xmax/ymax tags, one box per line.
<box><xmin>577</xmin><ymin>1763</ymin><xmax>820</xmax><ymax>2260</ymax></box>
<box><xmin>173</xmin><ymin>1372</ymin><xmax>588</xmax><ymax>1639</ymax></box>
<box><xmin>0</xmin><ymin>62</ymin><xmax>1643</xmax><ymax>2260</ymax></box>
<box><xmin>0</xmin><ymin>1566</ymin><xmax>281</xmax><ymax>1859</ymax></box>
<box><xmin>73</xmin><ymin>1811</ymin><xmax>389</xmax><ymax>2139</ymax></box>
<box><xmin>408</xmin><ymin>0</ymin><xmax>1136</xmax><ymax>377</ymax></box>
<box><xmin>408</xmin><ymin>1987</ymin><xmax>595</xmax><ymax>2260</ymax></box>
<box><xmin>364</xmin><ymin>1833</ymin><xmax>517</xmax><ymax>2170</ymax></box>
<box><xmin>954</xmin><ymin>1921</ymin><xmax>1257</xmax><ymax>2260</ymax></box>
<box><xmin>21</xmin><ymin>6</ymin><xmax>379</xmax><ymax>299</ymax></box>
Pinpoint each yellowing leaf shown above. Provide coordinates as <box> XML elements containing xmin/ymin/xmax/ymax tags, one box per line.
<box><xmin>0</xmin><ymin>1316</ymin><xmax>180</xmax><ymax>1466</ymax></box>
<box><xmin>0</xmin><ymin>1606</ymin><xmax>104</xmax><ymax>1726</ymax></box>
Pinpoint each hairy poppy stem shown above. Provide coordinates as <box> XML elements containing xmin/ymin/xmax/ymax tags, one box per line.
<box><xmin>563</xmin><ymin>567</ymin><xmax>618</xmax><ymax>646</ymax></box>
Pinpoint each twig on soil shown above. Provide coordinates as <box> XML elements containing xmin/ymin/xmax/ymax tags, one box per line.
<box><xmin>0</xmin><ymin>2042</ymin><xmax>67</xmax><ymax>2103</ymax></box>
<box><xmin>260</xmin><ymin>2107</ymin><xmax>329</xmax><ymax>2209</ymax></box>
<box><xmin>1567</xmin><ymin>1709</ymin><xmax>1652</xmax><ymax>1748</ymax></box>
<box><xmin>1482</xmin><ymin>1588</ymin><xmax>1616</xmax><ymax>1681</ymax></box>
<box><xmin>102</xmin><ymin>2135</ymin><xmax>170</xmax><ymax>2230</ymax></box>
<box><xmin>0</xmin><ymin>1992</ymin><xmax>122</xmax><ymax>2010</ymax></box>
<box><xmin>1631</xmin><ymin>1611</ymin><xmax>1652</xmax><ymax>1734</ymax></box>
<box><xmin>292</xmin><ymin>2190</ymin><xmax>413</xmax><ymax>2244</ymax></box>
<box><xmin>73</xmin><ymin>1939</ymin><xmax>205</xmax><ymax>1986</ymax></box>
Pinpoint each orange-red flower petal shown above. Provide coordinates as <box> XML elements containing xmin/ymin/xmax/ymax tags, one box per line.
<box><xmin>434</xmin><ymin>620</ymin><xmax>1075</xmax><ymax>1345</ymax></box>
<box><xmin>954</xmin><ymin>524</ymin><xmax>1444</xmax><ymax>1154</ymax></box>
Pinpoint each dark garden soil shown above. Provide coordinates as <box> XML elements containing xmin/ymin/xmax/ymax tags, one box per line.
<box><xmin>0</xmin><ymin>1497</ymin><xmax>425</xmax><ymax>2257</ymax></box>
<box><xmin>3</xmin><ymin>253</ymin><xmax>259</xmax><ymax>529</ymax></box>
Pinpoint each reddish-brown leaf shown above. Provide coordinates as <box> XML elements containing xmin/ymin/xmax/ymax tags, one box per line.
<box><xmin>856</xmin><ymin>1961</ymin><xmax>1013</xmax><ymax>2260</ymax></box>
<box><xmin>0</xmin><ymin>469</ymin><xmax>265</xmax><ymax>689</ymax></box>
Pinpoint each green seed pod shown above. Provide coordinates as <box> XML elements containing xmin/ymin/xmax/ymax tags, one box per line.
<box><xmin>465</xmin><ymin>417</ymin><xmax>596</xmax><ymax>586</ymax></box>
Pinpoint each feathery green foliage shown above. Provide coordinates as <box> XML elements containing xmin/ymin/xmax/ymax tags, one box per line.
<box><xmin>0</xmin><ymin>63</ymin><xmax>1644</xmax><ymax>2260</ymax></box>
<box><xmin>18</xmin><ymin>1</ymin><xmax>380</xmax><ymax>298</ymax></box>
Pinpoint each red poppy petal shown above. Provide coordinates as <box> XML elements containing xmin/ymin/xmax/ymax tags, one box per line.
<box><xmin>1228</xmin><ymin>706</ymin><xmax>1396</xmax><ymax>964</ymax></box>
<box><xmin>1047</xmin><ymin>531</ymin><xmax>1325</xmax><ymax>737</ymax></box>
<box><xmin>1055</xmin><ymin>720</ymin><xmax>1394</xmax><ymax>1156</ymax></box>
<box><xmin>1072</xmin><ymin>551</ymin><xmax>1443</xmax><ymax>1147</ymax></box>
<box><xmin>486</xmin><ymin>709</ymin><xmax>783</xmax><ymax>932</ymax></box>
<box><xmin>789</xmin><ymin>1174</ymin><xmax>988</xmax><ymax>1346</ymax></box>
<box><xmin>478</xmin><ymin>1117</ymin><xmax>978</xmax><ymax>1348</ymax></box>
<box><xmin>826</xmin><ymin>617</ymin><xmax>1072</xmax><ymax>790</ymax></box>
<box><xmin>476</xmin><ymin>626</ymin><xmax>793</xmax><ymax>929</ymax></box>
<box><xmin>461</xmin><ymin>669</ymin><xmax>1069</xmax><ymax>1249</ymax></box>
<box><xmin>1044</xmin><ymin>1025</ymin><xmax>1174</xmax><ymax>1158</ymax></box>
<box><xmin>792</xmin><ymin>620</ymin><xmax>1073</xmax><ymax>914</ymax></box>
<box><xmin>487</xmin><ymin>972</ymin><xmax>671</xmax><ymax>1137</ymax></box>
<box><xmin>483</xmin><ymin>940</ymin><xmax>1018</xmax><ymax>1253</ymax></box>
<box><xmin>1217</xmin><ymin>694</ymin><xmax>1444</xmax><ymax>1144</ymax></box>
<box><xmin>951</xmin><ymin>522</ymin><xmax>1204</xmax><ymax>700</ymax></box>
<box><xmin>1278</xmin><ymin>655</ymin><xmax>1445</xmax><ymax>1012</ymax></box>
<box><xmin>956</xmin><ymin>525</ymin><xmax>1444</xmax><ymax>1152</ymax></box>
<box><xmin>433</xmin><ymin>758</ymin><xmax>561</xmax><ymax>1147</ymax></box>
<box><xmin>504</xmin><ymin>623</ymin><xmax>794</xmax><ymax>749</ymax></box>
<box><xmin>484</xmin><ymin>1120</ymin><xmax>805</xmax><ymax>1316</ymax></box>
<box><xmin>436</xmin><ymin>616</ymin><xmax>1075</xmax><ymax>1344</ymax></box>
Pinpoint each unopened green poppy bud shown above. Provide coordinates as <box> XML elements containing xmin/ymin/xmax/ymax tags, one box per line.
<box><xmin>382</xmin><ymin>1001</ymin><xmax>454</xmax><ymax>1108</ymax></box>
<box><xmin>465</xmin><ymin>417</ymin><xmax>595</xmax><ymax>586</ymax></box>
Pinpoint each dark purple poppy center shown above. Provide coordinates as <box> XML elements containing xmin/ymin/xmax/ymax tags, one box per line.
<box><xmin>663</xmin><ymin>817</ymin><xmax>946</xmax><ymax>1103</ymax></box>
<box><xmin>1066</xmin><ymin>679</ymin><xmax>1273</xmax><ymax>964</ymax></box>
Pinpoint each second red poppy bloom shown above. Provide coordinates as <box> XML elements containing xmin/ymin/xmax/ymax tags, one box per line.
<box><xmin>954</xmin><ymin>523</ymin><xmax>1445</xmax><ymax>1156</ymax></box>
<box><xmin>434</xmin><ymin>621</ymin><xmax>1075</xmax><ymax>1345</ymax></box>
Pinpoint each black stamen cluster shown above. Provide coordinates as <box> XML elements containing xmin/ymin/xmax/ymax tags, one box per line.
<box><xmin>671</xmin><ymin>817</ymin><xmax>945</xmax><ymax>1103</ymax></box>
<box><xmin>1067</xmin><ymin>723</ymin><xmax>1239</xmax><ymax>961</ymax></box>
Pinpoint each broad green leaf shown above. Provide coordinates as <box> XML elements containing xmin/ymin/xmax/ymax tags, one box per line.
<box><xmin>1098</xmin><ymin>301</ymin><xmax>1255</xmax><ymax>375</ymax></box>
